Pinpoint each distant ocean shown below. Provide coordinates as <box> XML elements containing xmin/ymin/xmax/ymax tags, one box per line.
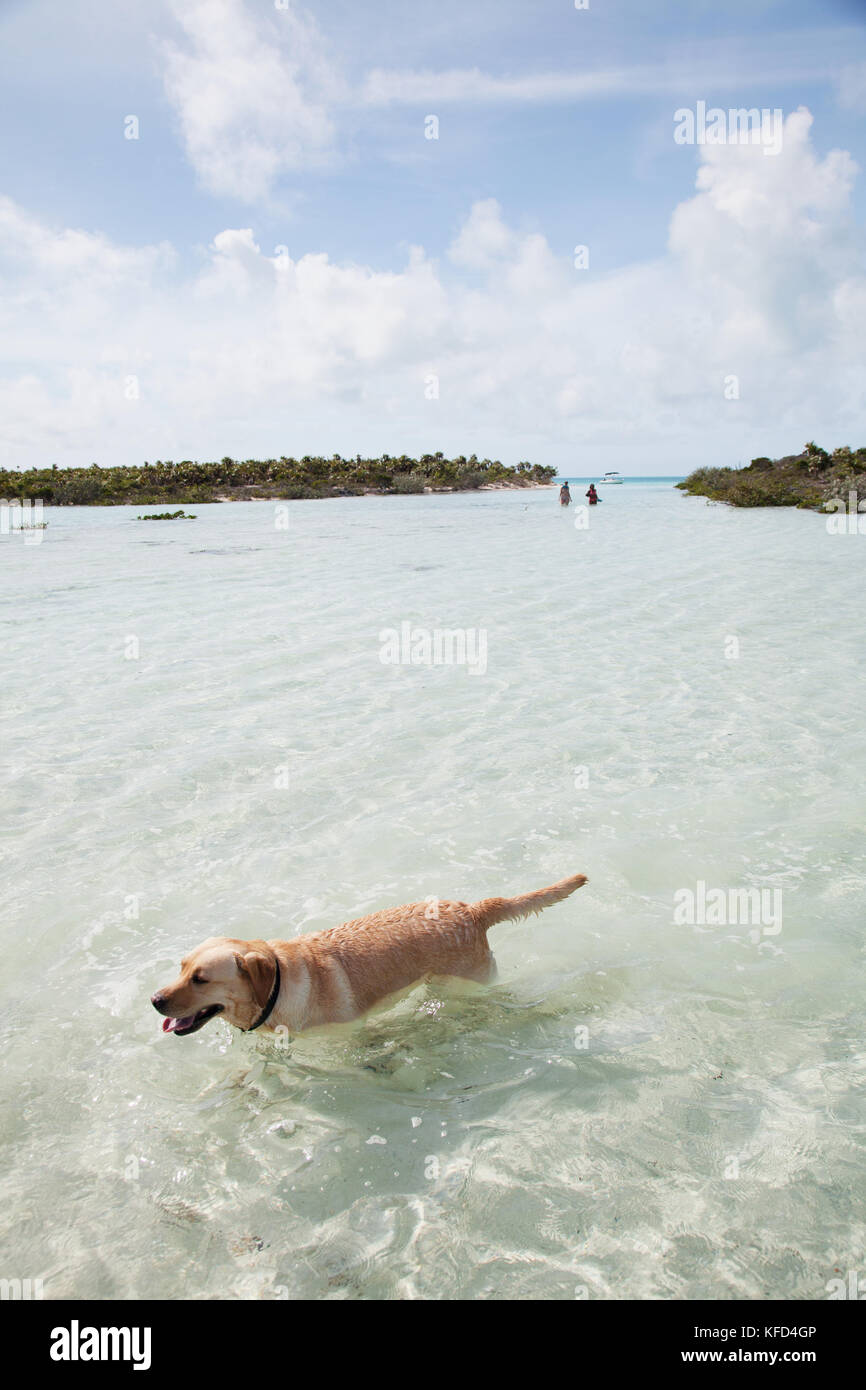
<box><xmin>555</xmin><ymin>475</ymin><xmax>686</xmax><ymax>483</ymax></box>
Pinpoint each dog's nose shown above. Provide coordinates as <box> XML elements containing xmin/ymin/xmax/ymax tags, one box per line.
<box><xmin>151</xmin><ymin>992</ymin><xmax>167</xmax><ymax>1013</ymax></box>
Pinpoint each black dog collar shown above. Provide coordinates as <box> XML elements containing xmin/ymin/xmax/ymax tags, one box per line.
<box><xmin>246</xmin><ymin>956</ymin><xmax>281</xmax><ymax>1032</ymax></box>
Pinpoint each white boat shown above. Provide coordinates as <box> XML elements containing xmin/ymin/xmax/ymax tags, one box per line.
<box><xmin>597</xmin><ymin>471</ymin><xmax>624</xmax><ymax>485</ymax></box>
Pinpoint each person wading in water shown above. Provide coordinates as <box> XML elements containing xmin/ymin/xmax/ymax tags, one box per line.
<box><xmin>559</xmin><ymin>481</ymin><xmax>572</xmax><ymax>506</ymax></box>
<box><xmin>585</xmin><ymin>483</ymin><xmax>599</xmax><ymax>505</ymax></box>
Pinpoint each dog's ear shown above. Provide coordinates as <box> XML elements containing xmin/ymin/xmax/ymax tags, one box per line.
<box><xmin>234</xmin><ymin>949</ymin><xmax>276</xmax><ymax>1011</ymax></box>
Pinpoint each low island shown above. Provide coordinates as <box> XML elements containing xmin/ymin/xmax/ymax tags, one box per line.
<box><xmin>0</xmin><ymin>454</ymin><xmax>556</xmax><ymax>506</ymax></box>
<box><xmin>137</xmin><ymin>509</ymin><xmax>196</xmax><ymax>521</ymax></box>
<box><xmin>677</xmin><ymin>443</ymin><xmax>866</xmax><ymax>510</ymax></box>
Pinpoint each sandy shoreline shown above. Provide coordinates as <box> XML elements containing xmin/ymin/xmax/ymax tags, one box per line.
<box><xmin>206</xmin><ymin>481</ymin><xmax>555</xmax><ymax>502</ymax></box>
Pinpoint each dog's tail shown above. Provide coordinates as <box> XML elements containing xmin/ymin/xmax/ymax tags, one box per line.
<box><xmin>470</xmin><ymin>872</ymin><xmax>588</xmax><ymax>932</ymax></box>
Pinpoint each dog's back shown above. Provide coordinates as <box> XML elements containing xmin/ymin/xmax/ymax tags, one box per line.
<box><xmin>285</xmin><ymin>872</ymin><xmax>588</xmax><ymax>1021</ymax></box>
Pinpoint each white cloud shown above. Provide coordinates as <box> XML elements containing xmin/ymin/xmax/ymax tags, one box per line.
<box><xmin>153</xmin><ymin>1</ymin><xmax>864</xmax><ymax>214</ymax></box>
<box><xmin>668</xmin><ymin>109</ymin><xmax>859</xmax><ymax>350</ymax></box>
<box><xmin>448</xmin><ymin>199</ymin><xmax>516</xmax><ymax>270</ymax></box>
<box><xmin>161</xmin><ymin>0</ymin><xmax>340</xmax><ymax>201</ymax></box>
<box><xmin>0</xmin><ymin>109</ymin><xmax>863</xmax><ymax>471</ymax></box>
<box><xmin>0</xmin><ymin>197</ymin><xmax>172</xmax><ymax>284</ymax></box>
<box><xmin>360</xmin><ymin>29</ymin><xmax>859</xmax><ymax>108</ymax></box>
<box><xmin>153</xmin><ymin>0</ymin><xmax>863</xmax><ymax>204</ymax></box>
<box><xmin>362</xmin><ymin>66</ymin><xmax>636</xmax><ymax>107</ymax></box>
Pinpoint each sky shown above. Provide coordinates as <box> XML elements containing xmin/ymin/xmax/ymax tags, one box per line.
<box><xmin>0</xmin><ymin>0</ymin><xmax>864</xmax><ymax>474</ymax></box>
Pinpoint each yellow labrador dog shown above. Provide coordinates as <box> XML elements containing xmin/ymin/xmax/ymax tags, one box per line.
<box><xmin>152</xmin><ymin>871</ymin><xmax>588</xmax><ymax>1038</ymax></box>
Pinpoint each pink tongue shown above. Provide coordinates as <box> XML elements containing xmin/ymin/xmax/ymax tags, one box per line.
<box><xmin>163</xmin><ymin>1015</ymin><xmax>195</xmax><ymax>1033</ymax></box>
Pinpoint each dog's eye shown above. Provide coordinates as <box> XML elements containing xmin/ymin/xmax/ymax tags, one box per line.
<box><xmin>192</xmin><ymin>973</ymin><xmax>208</xmax><ymax>985</ymax></box>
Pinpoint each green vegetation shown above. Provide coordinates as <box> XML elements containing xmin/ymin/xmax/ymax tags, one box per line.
<box><xmin>677</xmin><ymin>444</ymin><xmax>866</xmax><ymax>510</ymax></box>
<box><xmin>137</xmin><ymin>509</ymin><xmax>196</xmax><ymax>520</ymax></box>
<box><xmin>0</xmin><ymin>455</ymin><xmax>556</xmax><ymax>506</ymax></box>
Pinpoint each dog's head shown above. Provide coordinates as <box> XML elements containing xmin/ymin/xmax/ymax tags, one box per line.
<box><xmin>151</xmin><ymin>938</ymin><xmax>279</xmax><ymax>1036</ymax></box>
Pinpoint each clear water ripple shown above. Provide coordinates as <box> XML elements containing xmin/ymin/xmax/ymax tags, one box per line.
<box><xmin>0</xmin><ymin>483</ymin><xmax>863</xmax><ymax>1299</ymax></box>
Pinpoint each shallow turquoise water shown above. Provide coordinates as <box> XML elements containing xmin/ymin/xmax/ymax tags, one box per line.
<box><xmin>1</xmin><ymin>482</ymin><xmax>864</xmax><ymax>1299</ymax></box>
